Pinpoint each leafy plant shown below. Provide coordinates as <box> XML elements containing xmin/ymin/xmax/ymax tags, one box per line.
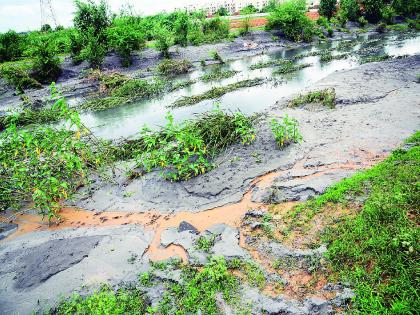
<box><xmin>289</xmin><ymin>88</ymin><xmax>336</xmax><ymax>108</ymax></box>
<box><xmin>200</xmin><ymin>69</ymin><xmax>237</xmax><ymax>82</ymax></box>
<box><xmin>340</xmin><ymin>0</ymin><xmax>360</xmax><ymax>22</ymax></box>
<box><xmin>272</xmin><ymin>61</ymin><xmax>311</xmax><ymax>75</ymax></box>
<box><xmin>134</xmin><ymin>108</ymin><xmax>255</xmax><ymax>181</ymax></box>
<box><xmin>358</xmin><ymin>16</ymin><xmax>368</xmax><ymax>27</ymax></box>
<box><xmin>153</xmin><ymin>25</ymin><xmax>174</xmax><ymax>58</ymax></box>
<box><xmin>319</xmin><ymin>0</ymin><xmax>338</xmax><ymax>19</ymax></box>
<box><xmin>0</xmin><ymin>30</ymin><xmax>25</xmax><ymax>62</ymax></box>
<box><xmin>0</xmin><ymin>84</ymin><xmax>103</xmax><ymax>221</ymax></box>
<box><xmin>0</xmin><ymin>65</ymin><xmax>42</xmax><ymax>93</ymax></box>
<box><xmin>270</xmin><ymin>115</ymin><xmax>302</xmax><ymax>148</ymax></box>
<box><xmin>195</xmin><ymin>235</ymin><xmax>216</xmax><ymax>252</ymax></box>
<box><xmin>362</xmin><ymin>0</ymin><xmax>384</xmax><ymax>23</ymax></box>
<box><xmin>29</xmin><ymin>35</ymin><xmax>61</xmax><ymax>83</ymax></box>
<box><xmin>267</xmin><ymin>0</ymin><xmax>314</xmax><ymax>42</ymax></box>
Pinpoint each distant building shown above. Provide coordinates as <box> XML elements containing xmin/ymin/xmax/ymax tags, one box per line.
<box><xmin>177</xmin><ymin>0</ymin><xmax>318</xmax><ymax>15</ymax></box>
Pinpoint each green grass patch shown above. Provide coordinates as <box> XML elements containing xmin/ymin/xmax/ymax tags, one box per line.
<box><xmin>0</xmin><ymin>106</ymin><xmax>64</xmax><ymax>131</ymax></box>
<box><xmin>272</xmin><ymin>61</ymin><xmax>311</xmax><ymax>75</ymax></box>
<box><xmin>169</xmin><ymin>79</ymin><xmax>197</xmax><ymax>92</ymax></box>
<box><xmin>249</xmin><ymin>58</ymin><xmax>291</xmax><ymax>70</ymax></box>
<box><xmin>289</xmin><ymin>131</ymin><xmax>420</xmax><ymax>314</ymax></box>
<box><xmin>172</xmin><ymin>78</ymin><xmax>264</xmax><ymax>107</ymax></box>
<box><xmin>0</xmin><ymin>64</ymin><xmax>41</xmax><ymax>93</ymax></box>
<box><xmin>288</xmin><ymin>88</ymin><xmax>336</xmax><ymax>108</ymax></box>
<box><xmin>359</xmin><ymin>54</ymin><xmax>391</xmax><ymax>64</ymax></box>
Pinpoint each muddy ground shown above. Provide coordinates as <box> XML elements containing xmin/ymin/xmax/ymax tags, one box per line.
<box><xmin>0</xmin><ymin>26</ymin><xmax>373</xmax><ymax>112</ymax></box>
<box><xmin>0</xmin><ymin>46</ymin><xmax>419</xmax><ymax>313</ymax></box>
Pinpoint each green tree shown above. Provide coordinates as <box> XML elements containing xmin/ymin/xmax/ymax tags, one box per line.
<box><xmin>173</xmin><ymin>11</ymin><xmax>190</xmax><ymax>47</ymax></box>
<box><xmin>240</xmin><ymin>4</ymin><xmax>258</xmax><ymax>15</ymax></box>
<box><xmin>319</xmin><ymin>0</ymin><xmax>337</xmax><ymax>19</ymax></box>
<box><xmin>0</xmin><ymin>30</ymin><xmax>24</xmax><ymax>62</ymax></box>
<box><xmin>362</xmin><ymin>0</ymin><xmax>384</xmax><ymax>22</ymax></box>
<box><xmin>340</xmin><ymin>0</ymin><xmax>360</xmax><ymax>21</ymax></box>
<box><xmin>267</xmin><ymin>0</ymin><xmax>314</xmax><ymax>42</ymax></box>
<box><xmin>262</xmin><ymin>0</ymin><xmax>279</xmax><ymax>13</ymax></box>
<box><xmin>41</xmin><ymin>24</ymin><xmax>52</xmax><ymax>32</ymax></box>
<box><xmin>30</xmin><ymin>36</ymin><xmax>61</xmax><ymax>83</ymax></box>
<box><xmin>216</xmin><ymin>7</ymin><xmax>229</xmax><ymax>16</ymax></box>
<box><xmin>154</xmin><ymin>25</ymin><xmax>174</xmax><ymax>58</ymax></box>
<box><xmin>392</xmin><ymin>0</ymin><xmax>420</xmax><ymax>17</ymax></box>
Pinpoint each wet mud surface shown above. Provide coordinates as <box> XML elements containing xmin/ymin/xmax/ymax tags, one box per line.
<box><xmin>0</xmin><ymin>53</ymin><xmax>419</xmax><ymax>314</ymax></box>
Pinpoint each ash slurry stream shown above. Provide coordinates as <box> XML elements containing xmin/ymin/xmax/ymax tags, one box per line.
<box><xmin>81</xmin><ymin>32</ymin><xmax>420</xmax><ymax>140</ymax></box>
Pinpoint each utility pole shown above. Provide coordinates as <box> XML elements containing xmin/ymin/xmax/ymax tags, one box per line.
<box><xmin>40</xmin><ymin>0</ymin><xmax>58</xmax><ymax>28</ymax></box>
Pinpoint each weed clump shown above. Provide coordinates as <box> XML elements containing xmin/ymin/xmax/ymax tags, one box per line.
<box><xmin>289</xmin><ymin>88</ymin><xmax>336</xmax><ymax>108</ymax></box>
<box><xmin>250</xmin><ymin>58</ymin><xmax>291</xmax><ymax>70</ymax></box>
<box><xmin>270</xmin><ymin>115</ymin><xmax>302</xmax><ymax>148</ymax></box>
<box><xmin>157</xmin><ymin>59</ymin><xmax>192</xmax><ymax>76</ymax></box>
<box><xmin>172</xmin><ymin>78</ymin><xmax>264</xmax><ymax>107</ymax></box>
<box><xmin>271</xmin><ymin>61</ymin><xmax>311</xmax><ymax>75</ymax></box>
<box><xmin>134</xmin><ymin>108</ymin><xmax>255</xmax><ymax>181</ymax></box>
<box><xmin>200</xmin><ymin>69</ymin><xmax>237</xmax><ymax>82</ymax></box>
<box><xmin>0</xmin><ymin>65</ymin><xmax>42</xmax><ymax>93</ymax></box>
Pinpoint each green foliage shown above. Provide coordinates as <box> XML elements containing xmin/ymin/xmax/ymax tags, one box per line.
<box><xmin>362</xmin><ymin>0</ymin><xmax>384</xmax><ymax>23</ymax></box>
<box><xmin>240</xmin><ymin>4</ymin><xmax>258</xmax><ymax>15</ymax></box>
<box><xmin>107</xmin><ymin>18</ymin><xmax>146</xmax><ymax>66</ymax></box>
<box><xmin>195</xmin><ymin>235</ymin><xmax>216</xmax><ymax>252</ymax></box>
<box><xmin>294</xmin><ymin>132</ymin><xmax>420</xmax><ymax>314</ymax></box>
<box><xmin>392</xmin><ymin>0</ymin><xmax>420</xmax><ymax>17</ymax></box>
<box><xmin>270</xmin><ymin>115</ymin><xmax>302</xmax><ymax>148</ymax></box>
<box><xmin>289</xmin><ymin>88</ymin><xmax>336</xmax><ymax>108</ymax></box>
<box><xmin>29</xmin><ymin>36</ymin><xmax>61</xmax><ymax>83</ymax></box>
<box><xmin>81</xmin><ymin>28</ymin><xmax>108</xmax><ymax>68</ymax></box>
<box><xmin>0</xmin><ymin>30</ymin><xmax>25</xmax><ymax>63</ymax></box>
<box><xmin>340</xmin><ymin>0</ymin><xmax>360</xmax><ymax>21</ymax></box>
<box><xmin>50</xmin><ymin>285</ymin><xmax>147</xmax><ymax>314</ymax></box>
<box><xmin>319</xmin><ymin>0</ymin><xmax>338</xmax><ymax>19</ymax></box>
<box><xmin>41</xmin><ymin>24</ymin><xmax>52</xmax><ymax>33</ymax></box>
<box><xmin>272</xmin><ymin>61</ymin><xmax>311</xmax><ymax>75</ymax></box>
<box><xmin>158</xmin><ymin>256</ymin><xmax>238</xmax><ymax>314</ymax></box>
<box><xmin>157</xmin><ymin>59</ymin><xmax>192</xmax><ymax>76</ymax></box>
<box><xmin>381</xmin><ymin>6</ymin><xmax>396</xmax><ymax>24</ymax></box>
<box><xmin>153</xmin><ymin>25</ymin><xmax>175</xmax><ymax>58</ymax></box>
<box><xmin>250</xmin><ymin>58</ymin><xmax>291</xmax><ymax>70</ymax></box>
<box><xmin>0</xmin><ymin>65</ymin><xmax>42</xmax><ymax>93</ymax></box>
<box><xmin>267</xmin><ymin>0</ymin><xmax>314</xmax><ymax>42</ymax></box>
<box><xmin>69</xmin><ymin>31</ymin><xmax>84</xmax><ymax>64</ymax></box>
<box><xmin>216</xmin><ymin>7</ymin><xmax>229</xmax><ymax>16</ymax></box>
<box><xmin>0</xmin><ymin>84</ymin><xmax>101</xmax><ymax>221</ymax></box>
<box><xmin>239</xmin><ymin>16</ymin><xmax>252</xmax><ymax>35</ymax></box>
<box><xmin>172</xmin><ymin>78</ymin><xmax>264</xmax><ymax>107</ymax></box>
<box><xmin>0</xmin><ymin>106</ymin><xmax>65</xmax><ymax>131</ymax></box>
<box><xmin>358</xmin><ymin>16</ymin><xmax>368</xmax><ymax>27</ymax></box>
<box><xmin>135</xmin><ymin>108</ymin><xmax>255</xmax><ymax>181</ymax></box>
<box><xmin>172</xmin><ymin>11</ymin><xmax>191</xmax><ymax>47</ymax></box>
<box><xmin>209</xmin><ymin>50</ymin><xmax>224</xmax><ymax>63</ymax></box>
<box><xmin>242</xmin><ymin>261</ymin><xmax>266</xmax><ymax>288</ymax></box>
<box><xmin>200</xmin><ymin>69</ymin><xmax>237</xmax><ymax>82</ymax></box>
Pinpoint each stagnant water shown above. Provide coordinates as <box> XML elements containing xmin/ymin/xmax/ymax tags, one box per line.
<box><xmin>81</xmin><ymin>32</ymin><xmax>420</xmax><ymax>140</ymax></box>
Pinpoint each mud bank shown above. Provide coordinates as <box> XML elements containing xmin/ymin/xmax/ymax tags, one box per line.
<box><xmin>73</xmin><ymin>56</ymin><xmax>420</xmax><ymax>213</ymax></box>
<box><xmin>0</xmin><ymin>55</ymin><xmax>419</xmax><ymax>315</ymax></box>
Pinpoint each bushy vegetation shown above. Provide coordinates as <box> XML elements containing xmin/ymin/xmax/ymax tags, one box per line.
<box><xmin>267</xmin><ymin>0</ymin><xmax>314</xmax><ymax>42</ymax></box>
<box><xmin>172</xmin><ymin>78</ymin><xmax>264</xmax><ymax>107</ymax></box>
<box><xmin>272</xmin><ymin>61</ymin><xmax>311</xmax><ymax>75</ymax></box>
<box><xmin>0</xmin><ymin>65</ymin><xmax>41</xmax><ymax>93</ymax></box>
<box><xmin>339</xmin><ymin>0</ymin><xmax>360</xmax><ymax>22</ymax></box>
<box><xmin>0</xmin><ymin>84</ymin><xmax>103</xmax><ymax>221</ymax></box>
<box><xmin>50</xmin><ymin>286</ymin><xmax>148</xmax><ymax>314</ymax></box>
<box><xmin>157</xmin><ymin>59</ymin><xmax>192</xmax><ymax>76</ymax></box>
<box><xmin>292</xmin><ymin>132</ymin><xmax>420</xmax><ymax>313</ymax></box>
<box><xmin>289</xmin><ymin>88</ymin><xmax>336</xmax><ymax>108</ymax></box>
<box><xmin>270</xmin><ymin>115</ymin><xmax>302</xmax><ymax>148</ymax></box>
<box><xmin>200</xmin><ymin>69</ymin><xmax>237</xmax><ymax>82</ymax></box>
<box><xmin>362</xmin><ymin>0</ymin><xmax>384</xmax><ymax>23</ymax></box>
<box><xmin>0</xmin><ymin>30</ymin><xmax>25</xmax><ymax>62</ymax></box>
<box><xmin>319</xmin><ymin>0</ymin><xmax>337</xmax><ymax>19</ymax></box>
<box><xmin>240</xmin><ymin>4</ymin><xmax>258</xmax><ymax>15</ymax></box>
<box><xmin>135</xmin><ymin>108</ymin><xmax>255</xmax><ymax>181</ymax></box>
<box><xmin>29</xmin><ymin>36</ymin><xmax>61</xmax><ymax>83</ymax></box>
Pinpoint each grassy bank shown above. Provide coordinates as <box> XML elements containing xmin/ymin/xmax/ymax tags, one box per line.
<box><xmin>284</xmin><ymin>131</ymin><xmax>419</xmax><ymax>314</ymax></box>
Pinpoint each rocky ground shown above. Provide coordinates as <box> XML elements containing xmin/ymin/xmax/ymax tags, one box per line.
<box><xmin>0</xmin><ymin>52</ymin><xmax>419</xmax><ymax>314</ymax></box>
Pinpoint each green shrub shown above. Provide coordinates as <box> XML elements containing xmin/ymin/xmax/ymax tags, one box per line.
<box><xmin>239</xmin><ymin>16</ymin><xmax>252</xmax><ymax>35</ymax></box>
<box><xmin>216</xmin><ymin>7</ymin><xmax>229</xmax><ymax>16</ymax></box>
<box><xmin>270</xmin><ymin>115</ymin><xmax>302</xmax><ymax>148</ymax></box>
<box><xmin>289</xmin><ymin>88</ymin><xmax>336</xmax><ymax>108</ymax></box>
<box><xmin>157</xmin><ymin>59</ymin><xmax>192</xmax><ymax>76</ymax></box>
<box><xmin>359</xmin><ymin>16</ymin><xmax>368</xmax><ymax>27</ymax></box>
<box><xmin>69</xmin><ymin>31</ymin><xmax>84</xmax><ymax>64</ymax></box>
<box><xmin>0</xmin><ymin>30</ymin><xmax>25</xmax><ymax>62</ymax></box>
<box><xmin>319</xmin><ymin>0</ymin><xmax>338</xmax><ymax>19</ymax></box>
<box><xmin>381</xmin><ymin>5</ymin><xmax>396</xmax><ymax>24</ymax></box>
<box><xmin>154</xmin><ymin>25</ymin><xmax>174</xmax><ymax>58</ymax></box>
<box><xmin>362</xmin><ymin>0</ymin><xmax>384</xmax><ymax>23</ymax></box>
<box><xmin>0</xmin><ymin>84</ymin><xmax>102</xmax><ymax>221</ymax></box>
<box><xmin>172</xmin><ymin>11</ymin><xmax>191</xmax><ymax>47</ymax></box>
<box><xmin>202</xmin><ymin>17</ymin><xmax>229</xmax><ymax>42</ymax></box>
<box><xmin>41</xmin><ymin>24</ymin><xmax>52</xmax><ymax>32</ymax></box>
<box><xmin>392</xmin><ymin>0</ymin><xmax>420</xmax><ymax>17</ymax></box>
<box><xmin>108</xmin><ymin>18</ymin><xmax>146</xmax><ymax>66</ymax></box>
<box><xmin>30</xmin><ymin>36</ymin><xmax>61</xmax><ymax>83</ymax></box>
<box><xmin>340</xmin><ymin>0</ymin><xmax>360</xmax><ymax>21</ymax></box>
<box><xmin>267</xmin><ymin>0</ymin><xmax>314</xmax><ymax>42</ymax></box>
<box><xmin>81</xmin><ymin>28</ymin><xmax>108</xmax><ymax>68</ymax></box>
<box><xmin>0</xmin><ymin>65</ymin><xmax>42</xmax><ymax>93</ymax></box>
<box><xmin>136</xmin><ymin>108</ymin><xmax>255</xmax><ymax>181</ymax></box>
<box><xmin>240</xmin><ymin>4</ymin><xmax>258</xmax><ymax>15</ymax></box>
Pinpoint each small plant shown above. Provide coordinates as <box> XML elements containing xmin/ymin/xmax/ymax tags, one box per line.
<box><xmin>270</xmin><ymin>115</ymin><xmax>302</xmax><ymax>148</ymax></box>
<box><xmin>289</xmin><ymin>88</ymin><xmax>336</xmax><ymax>108</ymax></box>
<box><xmin>157</xmin><ymin>59</ymin><xmax>192</xmax><ymax>76</ymax></box>
<box><xmin>359</xmin><ymin>16</ymin><xmax>368</xmax><ymax>27</ymax></box>
<box><xmin>195</xmin><ymin>234</ymin><xmax>216</xmax><ymax>252</ymax></box>
<box><xmin>209</xmin><ymin>50</ymin><xmax>224</xmax><ymax>63</ymax></box>
<box><xmin>239</xmin><ymin>15</ymin><xmax>252</xmax><ymax>35</ymax></box>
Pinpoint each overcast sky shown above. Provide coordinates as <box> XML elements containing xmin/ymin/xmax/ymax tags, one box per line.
<box><xmin>0</xmin><ymin>0</ymin><xmax>193</xmax><ymax>32</ymax></box>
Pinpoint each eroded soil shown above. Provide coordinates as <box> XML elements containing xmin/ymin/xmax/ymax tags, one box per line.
<box><xmin>0</xmin><ymin>53</ymin><xmax>419</xmax><ymax>314</ymax></box>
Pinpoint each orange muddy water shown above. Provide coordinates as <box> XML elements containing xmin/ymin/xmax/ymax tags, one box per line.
<box><xmin>0</xmin><ymin>154</ymin><xmax>386</xmax><ymax>262</ymax></box>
